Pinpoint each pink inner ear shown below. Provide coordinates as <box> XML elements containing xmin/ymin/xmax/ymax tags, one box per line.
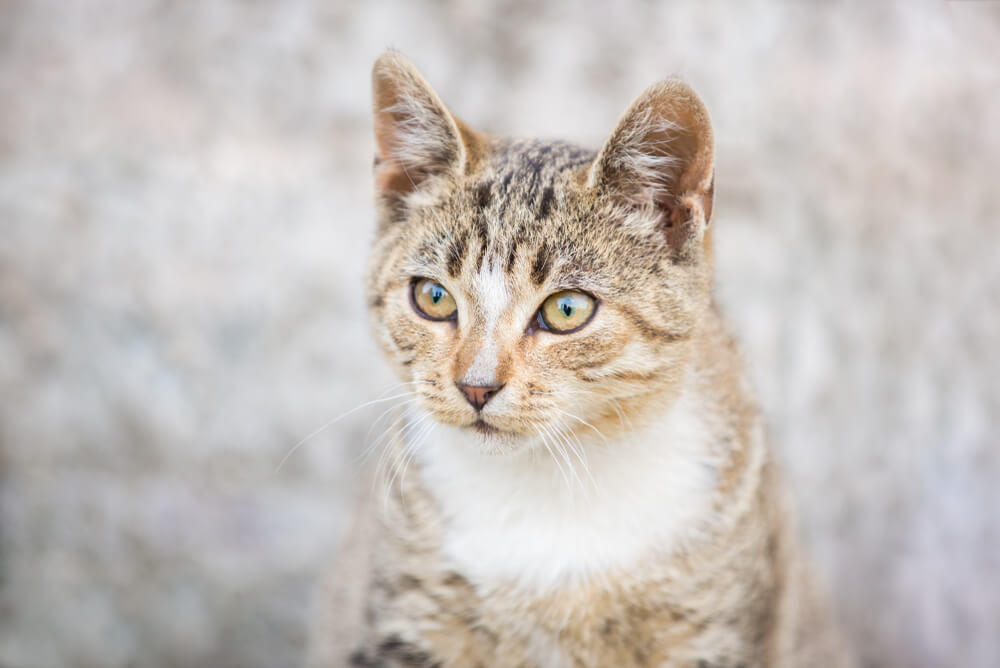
<box><xmin>370</xmin><ymin>55</ymin><xmax>468</xmax><ymax>207</ymax></box>
<box><xmin>589</xmin><ymin>80</ymin><xmax>715</xmax><ymax>252</ymax></box>
<box><xmin>372</xmin><ymin>100</ymin><xmax>426</xmax><ymax>201</ymax></box>
<box><xmin>371</xmin><ymin>101</ymin><xmax>463</xmax><ymax>204</ymax></box>
<box><xmin>373</xmin><ymin>110</ymin><xmax>399</xmax><ymax>167</ymax></box>
<box><xmin>375</xmin><ymin>160</ymin><xmax>420</xmax><ymax>201</ymax></box>
<box><xmin>616</xmin><ymin>115</ymin><xmax>707</xmax><ymax>211</ymax></box>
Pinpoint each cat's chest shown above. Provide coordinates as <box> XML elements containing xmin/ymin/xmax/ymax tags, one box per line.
<box><xmin>408</xmin><ymin>400</ymin><xmax>719</xmax><ymax>596</ymax></box>
<box><xmin>366</xmin><ymin>559</ymin><xmax>758</xmax><ymax>668</ymax></box>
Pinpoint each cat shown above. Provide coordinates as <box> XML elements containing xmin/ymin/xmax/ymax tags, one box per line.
<box><xmin>306</xmin><ymin>51</ymin><xmax>851</xmax><ymax>668</ymax></box>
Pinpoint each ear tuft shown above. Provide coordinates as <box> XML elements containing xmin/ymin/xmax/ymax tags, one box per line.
<box><xmin>372</xmin><ymin>52</ymin><xmax>468</xmax><ymax>213</ymax></box>
<box><xmin>588</xmin><ymin>79</ymin><xmax>715</xmax><ymax>256</ymax></box>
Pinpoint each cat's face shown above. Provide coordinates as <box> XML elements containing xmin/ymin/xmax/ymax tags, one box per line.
<box><xmin>366</xmin><ymin>54</ymin><xmax>715</xmax><ymax>453</ymax></box>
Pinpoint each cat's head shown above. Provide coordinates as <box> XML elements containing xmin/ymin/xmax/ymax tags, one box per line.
<box><xmin>366</xmin><ymin>52</ymin><xmax>715</xmax><ymax>454</ymax></box>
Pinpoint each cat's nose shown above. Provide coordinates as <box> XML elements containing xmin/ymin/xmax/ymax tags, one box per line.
<box><xmin>456</xmin><ymin>383</ymin><xmax>504</xmax><ymax>411</ymax></box>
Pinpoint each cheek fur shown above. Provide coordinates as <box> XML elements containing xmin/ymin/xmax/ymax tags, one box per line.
<box><xmin>538</xmin><ymin>329</ymin><xmax>627</xmax><ymax>372</ymax></box>
<box><xmin>376</xmin><ymin>282</ymin><xmax>457</xmax><ymax>375</ymax></box>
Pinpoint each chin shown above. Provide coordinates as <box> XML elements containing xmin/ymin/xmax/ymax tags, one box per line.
<box><xmin>468</xmin><ymin>420</ymin><xmax>523</xmax><ymax>454</ymax></box>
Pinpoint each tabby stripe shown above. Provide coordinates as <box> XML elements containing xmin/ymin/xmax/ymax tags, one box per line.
<box><xmin>504</xmin><ymin>221</ymin><xmax>526</xmax><ymax>273</ymax></box>
<box><xmin>505</xmin><ymin>242</ymin><xmax>518</xmax><ymax>273</ymax></box>
<box><xmin>500</xmin><ymin>171</ymin><xmax>514</xmax><ymax>192</ymax></box>
<box><xmin>618</xmin><ymin>304</ymin><xmax>692</xmax><ymax>341</ymax></box>
<box><xmin>530</xmin><ymin>241</ymin><xmax>552</xmax><ymax>285</ymax></box>
<box><xmin>475</xmin><ymin>235</ymin><xmax>489</xmax><ymax>272</ymax></box>
<box><xmin>446</xmin><ymin>229</ymin><xmax>468</xmax><ymax>277</ymax></box>
<box><xmin>562</xmin><ymin>350</ymin><xmax>620</xmax><ymax>370</ymax></box>
<box><xmin>537</xmin><ymin>185</ymin><xmax>555</xmax><ymax>219</ymax></box>
<box><xmin>389</xmin><ymin>331</ymin><xmax>415</xmax><ymax>352</ymax></box>
<box><xmin>349</xmin><ymin>635</ymin><xmax>440</xmax><ymax>668</ymax></box>
<box><xmin>577</xmin><ymin>367</ymin><xmax>666</xmax><ymax>383</ymax></box>
<box><xmin>474</xmin><ymin>181</ymin><xmax>492</xmax><ymax>209</ymax></box>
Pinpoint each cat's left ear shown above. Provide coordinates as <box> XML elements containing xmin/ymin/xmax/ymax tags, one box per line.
<box><xmin>588</xmin><ymin>79</ymin><xmax>715</xmax><ymax>259</ymax></box>
<box><xmin>371</xmin><ymin>52</ymin><xmax>479</xmax><ymax>215</ymax></box>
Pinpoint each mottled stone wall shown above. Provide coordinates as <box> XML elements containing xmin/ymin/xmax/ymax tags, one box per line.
<box><xmin>1</xmin><ymin>2</ymin><xmax>997</xmax><ymax>666</ymax></box>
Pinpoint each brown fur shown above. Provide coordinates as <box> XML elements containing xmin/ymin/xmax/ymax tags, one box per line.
<box><xmin>307</xmin><ymin>52</ymin><xmax>851</xmax><ymax>668</ymax></box>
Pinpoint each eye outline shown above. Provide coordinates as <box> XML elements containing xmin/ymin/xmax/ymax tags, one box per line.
<box><xmin>409</xmin><ymin>277</ymin><xmax>459</xmax><ymax>323</ymax></box>
<box><xmin>530</xmin><ymin>289</ymin><xmax>599</xmax><ymax>335</ymax></box>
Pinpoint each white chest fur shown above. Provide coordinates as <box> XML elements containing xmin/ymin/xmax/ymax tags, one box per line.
<box><xmin>411</xmin><ymin>391</ymin><xmax>720</xmax><ymax>595</ymax></box>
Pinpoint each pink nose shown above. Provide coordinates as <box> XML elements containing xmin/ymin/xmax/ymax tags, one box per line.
<box><xmin>456</xmin><ymin>383</ymin><xmax>504</xmax><ymax>411</ymax></box>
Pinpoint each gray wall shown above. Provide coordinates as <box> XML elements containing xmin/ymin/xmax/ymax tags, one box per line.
<box><xmin>1</xmin><ymin>1</ymin><xmax>997</xmax><ymax>666</ymax></box>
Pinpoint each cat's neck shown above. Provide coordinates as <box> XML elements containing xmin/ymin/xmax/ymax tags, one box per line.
<box><xmin>409</xmin><ymin>381</ymin><xmax>723</xmax><ymax>595</ymax></box>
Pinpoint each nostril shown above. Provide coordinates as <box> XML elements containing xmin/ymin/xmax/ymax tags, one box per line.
<box><xmin>457</xmin><ymin>383</ymin><xmax>505</xmax><ymax>410</ymax></box>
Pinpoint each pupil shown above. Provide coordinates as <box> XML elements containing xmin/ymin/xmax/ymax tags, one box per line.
<box><xmin>560</xmin><ymin>301</ymin><xmax>573</xmax><ymax>317</ymax></box>
<box><xmin>431</xmin><ymin>286</ymin><xmax>442</xmax><ymax>303</ymax></box>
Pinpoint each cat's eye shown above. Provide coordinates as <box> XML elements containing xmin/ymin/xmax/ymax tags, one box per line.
<box><xmin>411</xmin><ymin>278</ymin><xmax>458</xmax><ymax>321</ymax></box>
<box><xmin>538</xmin><ymin>290</ymin><xmax>597</xmax><ymax>334</ymax></box>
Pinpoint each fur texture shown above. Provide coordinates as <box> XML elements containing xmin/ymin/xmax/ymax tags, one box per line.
<box><xmin>307</xmin><ymin>51</ymin><xmax>850</xmax><ymax>668</ymax></box>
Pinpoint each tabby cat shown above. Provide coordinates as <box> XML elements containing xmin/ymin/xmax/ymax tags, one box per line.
<box><xmin>307</xmin><ymin>51</ymin><xmax>851</xmax><ymax>668</ymax></box>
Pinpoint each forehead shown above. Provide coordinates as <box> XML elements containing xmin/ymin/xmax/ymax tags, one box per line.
<box><xmin>402</xmin><ymin>139</ymin><xmax>659</xmax><ymax>293</ymax></box>
<box><xmin>479</xmin><ymin>138</ymin><xmax>596</xmax><ymax>209</ymax></box>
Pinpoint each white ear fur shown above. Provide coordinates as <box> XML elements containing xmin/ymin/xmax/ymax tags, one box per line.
<box><xmin>588</xmin><ymin>79</ymin><xmax>715</xmax><ymax>254</ymax></box>
<box><xmin>371</xmin><ymin>52</ymin><xmax>468</xmax><ymax>207</ymax></box>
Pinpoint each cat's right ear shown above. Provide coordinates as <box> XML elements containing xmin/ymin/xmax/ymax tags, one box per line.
<box><xmin>371</xmin><ymin>52</ymin><xmax>477</xmax><ymax>216</ymax></box>
<box><xmin>587</xmin><ymin>79</ymin><xmax>715</xmax><ymax>261</ymax></box>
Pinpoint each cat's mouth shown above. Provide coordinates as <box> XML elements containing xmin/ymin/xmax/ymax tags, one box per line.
<box><xmin>469</xmin><ymin>418</ymin><xmax>522</xmax><ymax>440</ymax></box>
<box><xmin>466</xmin><ymin>418</ymin><xmax>523</xmax><ymax>451</ymax></box>
<box><xmin>472</xmin><ymin>419</ymin><xmax>500</xmax><ymax>435</ymax></box>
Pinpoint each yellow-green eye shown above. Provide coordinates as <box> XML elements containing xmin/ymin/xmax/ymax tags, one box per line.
<box><xmin>411</xmin><ymin>278</ymin><xmax>458</xmax><ymax>321</ymax></box>
<box><xmin>539</xmin><ymin>290</ymin><xmax>597</xmax><ymax>333</ymax></box>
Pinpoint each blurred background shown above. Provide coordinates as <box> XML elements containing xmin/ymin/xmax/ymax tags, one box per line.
<box><xmin>1</xmin><ymin>1</ymin><xmax>997</xmax><ymax>666</ymax></box>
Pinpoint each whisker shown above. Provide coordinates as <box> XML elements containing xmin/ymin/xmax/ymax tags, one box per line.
<box><xmin>556</xmin><ymin>426</ymin><xmax>586</xmax><ymax>495</ymax></box>
<box><xmin>531</xmin><ymin>419</ymin><xmax>572</xmax><ymax>491</ymax></box>
<box><xmin>528</xmin><ymin>387</ymin><xmax>631</xmax><ymax>434</ymax></box>
<box><xmin>381</xmin><ymin>412</ymin><xmax>434</xmax><ymax>509</ymax></box>
<box><xmin>361</xmin><ymin>412</ymin><xmax>407</xmax><ymax>467</ymax></box>
<box><xmin>357</xmin><ymin>397</ymin><xmax>422</xmax><ymax>464</ymax></box>
<box><xmin>538</xmin><ymin>420</ymin><xmax>581</xmax><ymax>493</ymax></box>
<box><xmin>608</xmin><ymin>397</ymin><xmax>633</xmax><ymax>432</ymax></box>
<box><xmin>550</xmin><ymin>419</ymin><xmax>596</xmax><ymax>491</ymax></box>
<box><xmin>392</xmin><ymin>420</ymin><xmax>436</xmax><ymax>508</ymax></box>
<box><xmin>376</xmin><ymin>410</ymin><xmax>426</xmax><ymax>485</ymax></box>
<box><xmin>553</xmin><ymin>408</ymin><xmax>609</xmax><ymax>445</ymax></box>
<box><xmin>276</xmin><ymin>390</ymin><xmax>419</xmax><ymax>472</ymax></box>
<box><xmin>551</xmin><ymin>420</ymin><xmax>593</xmax><ymax>493</ymax></box>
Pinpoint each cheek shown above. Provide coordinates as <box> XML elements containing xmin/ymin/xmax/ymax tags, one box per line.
<box><xmin>379</xmin><ymin>303</ymin><xmax>457</xmax><ymax>375</ymax></box>
<box><xmin>530</xmin><ymin>327</ymin><xmax>629</xmax><ymax>374</ymax></box>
